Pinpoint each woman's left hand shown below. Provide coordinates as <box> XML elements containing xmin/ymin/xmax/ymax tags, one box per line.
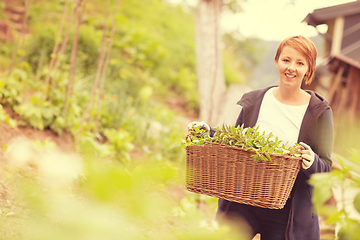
<box><xmin>299</xmin><ymin>142</ymin><xmax>315</xmax><ymax>170</ymax></box>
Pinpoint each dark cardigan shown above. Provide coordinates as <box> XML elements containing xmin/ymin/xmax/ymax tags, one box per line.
<box><xmin>215</xmin><ymin>86</ymin><xmax>334</xmax><ymax>240</ymax></box>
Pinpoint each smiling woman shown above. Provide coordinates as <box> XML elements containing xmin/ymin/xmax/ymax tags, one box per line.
<box><xmin>211</xmin><ymin>35</ymin><xmax>335</xmax><ymax>240</ymax></box>
<box><xmin>272</xmin><ymin>36</ymin><xmax>317</xmax><ymax>106</ymax></box>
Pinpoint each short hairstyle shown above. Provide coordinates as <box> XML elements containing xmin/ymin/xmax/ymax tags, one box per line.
<box><xmin>274</xmin><ymin>35</ymin><xmax>317</xmax><ymax>85</ymax></box>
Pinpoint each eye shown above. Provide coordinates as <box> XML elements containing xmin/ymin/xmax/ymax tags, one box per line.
<box><xmin>282</xmin><ymin>59</ymin><xmax>289</xmax><ymax>62</ymax></box>
<box><xmin>297</xmin><ymin>62</ymin><xmax>305</xmax><ymax>66</ymax></box>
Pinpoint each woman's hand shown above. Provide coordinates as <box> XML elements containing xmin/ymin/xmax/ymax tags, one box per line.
<box><xmin>299</xmin><ymin>142</ymin><xmax>315</xmax><ymax>170</ymax></box>
<box><xmin>186</xmin><ymin>121</ymin><xmax>210</xmax><ymax>142</ymax></box>
<box><xmin>187</xmin><ymin>121</ymin><xmax>210</xmax><ymax>133</ymax></box>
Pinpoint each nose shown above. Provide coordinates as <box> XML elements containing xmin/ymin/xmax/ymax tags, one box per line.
<box><xmin>287</xmin><ymin>62</ymin><xmax>296</xmax><ymax>72</ymax></box>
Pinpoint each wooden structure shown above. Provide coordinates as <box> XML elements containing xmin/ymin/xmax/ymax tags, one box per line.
<box><xmin>302</xmin><ymin>0</ymin><xmax>360</xmax><ymax>124</ymax></box>
<box><xmin>0</xmin><ymin>0</ymin><xmax>27</xmax><ymax>41</ymax></box>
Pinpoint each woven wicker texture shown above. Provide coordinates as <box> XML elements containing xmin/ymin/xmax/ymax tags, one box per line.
<box><xmin>186</xmin><ymin>144</ymin><xmax>302</xmax><ymax>209</ymax></box>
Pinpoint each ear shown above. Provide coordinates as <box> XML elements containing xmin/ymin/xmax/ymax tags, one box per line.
<box><xmin>303</xmin><ymin>72</ymin><xmax>309</xmax><ymax>82</ymax></box>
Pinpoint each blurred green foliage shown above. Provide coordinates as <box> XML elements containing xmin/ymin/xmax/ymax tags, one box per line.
<box><xmin>0</xmin><ymin>136</ymin><xmax>244</xmax><ymax>240</ymax></box>
<box><xmin>309</xmin><ymin>149</ymin><xmax>360</xmax><ymax>239</ymax></box>
<box><xmin>0</xmin><ymin>1</ymin><xmax>265</xmax><ymax>239</ymax></box>
<box><xmin>0</xmin><ymin>0</ymin><xmax>263</xmax><ymax>143</ymax></box>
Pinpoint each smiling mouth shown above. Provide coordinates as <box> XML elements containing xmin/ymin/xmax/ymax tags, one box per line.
<box><xmin>285</xmin><ymin>73</ymin><xmax>296</xmax><ymax>78</ymax></box>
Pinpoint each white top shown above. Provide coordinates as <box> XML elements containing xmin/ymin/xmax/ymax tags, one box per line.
<box><xmin>255</xmin><ymin>88</ymin><xmax>309</xmax><ymax>147</ymax></box>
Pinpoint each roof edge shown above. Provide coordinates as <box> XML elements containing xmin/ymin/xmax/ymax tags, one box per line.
<box><xmin>302</xmin><ymin>1</ymin><xmax>360</xmax><ymax>27</ymax></box>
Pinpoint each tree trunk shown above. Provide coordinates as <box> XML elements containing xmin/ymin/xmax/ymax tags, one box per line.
<box><xmin>95</xmin><ymin>12</ymin><xmax>117</xmax><ymax>134</ymax></box>
<box><xmin>19</xmin><ymin>0</ymin><xmax>31</xmax><ymax>70</ymax></box>
<box><xmin>43</xmin><ymin>0</ymin><xmax>71</xmax><ymax>94</ymax></box>
<box><xmin>195</xmin><ymin>0</ymin><xmax>226</xmax><ymax>127</ymax></box>
<box><xmin>41</xmin><ymin>0</ymin><xmax>79</xmax><ymax>105</ymax></box>
<box><xmin>76</xmin><ymin>0</ymin><xmax>111</xmax><ymax>140</ymax></box>
<box><xmin>8</xmin><ymin>37</ymin><xmax>21</xmax><ymax>76</ymax></box>
<box><xmin>62</xmin><ymin>2</ymin><xmax>82</xmax><ymax>118</ymax></box>
<box><xmin>7</xmin><ymin>0</ymin><xmax>30</xmax><ymax>75</ymax></box>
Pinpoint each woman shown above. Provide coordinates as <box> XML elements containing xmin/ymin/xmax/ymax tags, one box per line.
<box><xmin>189</xmin><ymin>36</ymin><xmax>334</xmax><ymax>240</ymax></box>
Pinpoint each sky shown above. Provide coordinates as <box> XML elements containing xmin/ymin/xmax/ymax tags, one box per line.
<box><xmin>168</xmin><ymin>0</ymin><xmax>357</xmax><ymax>41</ymax></box>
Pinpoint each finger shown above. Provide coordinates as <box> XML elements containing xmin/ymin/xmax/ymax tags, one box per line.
<box><xmin>302</xmin><ymin>162</ymin><xmax>310</xmax><ymax>169</ymax></box>
<box><xmin>302</xmin><ymin>158</ymin><xmax>312</xmax><ymax>166</ymax></box>
<box><xmin>299</xmin><ymin>142</ymin><xmax>310</xmax><ymax>150</ymax></box>
<box><xmin>200</xmin><ymin>121</ymin><xmax>209</xmax><ymax>130</ymax></box>
<box><xmin>300</xmin><ymin>150</ymin><xmax>309</xmax><ymax>156</ymax></box>
<box><xmin>301</xmin><ymin>152</ymin><xmax>312</xmax><ymax>160</ymax></box>
<box><xmin>302</xmin><ymin>152</ymin><xmax>312</xmax><ymax>161</ymax></box>
<box><xmin>188</xmin><ymin>121</ymin><xmax>200</xmax><ymax>130</ymax></box>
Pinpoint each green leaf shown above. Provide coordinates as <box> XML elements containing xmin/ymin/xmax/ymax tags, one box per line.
<box><xmin>7</xmin><ymin>119</ymin><xmax>17</xmax><ymax>128</ymax></box>
<box><xmin>0</xmin><ymin>80</ymin><xmax>5</xmax><ymax>90</ymax></box>
<box><xmin>325</xmin><ymin>210</ymin><xmax>344</xmax><ymax>225</ymax></box>
<box><xmin>5</xmin><ymin>212</ymin><xmax>15</xmax><ymax>217</ymax></box>
<box><xmin>254</xmin><ymin>142</ymin><xmax>262</xmax><ymax>148</ymax></box>
<box><xmin>260</xmin><ymin>154</ymin><xmax>268</xmax><ymax>161</ymax></box>
<box><xmin>309</xmin><ymin>173</ymin><xmax>333</xmax><ymax>207</ymax></box>
<box><xmin>354</xmin><ymin>192</ymin><xmax>360</xmax><ymax>214</ymax></box>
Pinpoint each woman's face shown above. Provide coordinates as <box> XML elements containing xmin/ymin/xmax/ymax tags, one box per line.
<box><xmin>276</xmin><ymin>46</ymin><xmax>309</xmax><ymax>90</ymax></box>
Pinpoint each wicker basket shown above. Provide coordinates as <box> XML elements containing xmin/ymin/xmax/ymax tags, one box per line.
<box><xmin>185</xmin><ymin>143</ymin><xmax>302</xmax><ymax>209</ymax></box>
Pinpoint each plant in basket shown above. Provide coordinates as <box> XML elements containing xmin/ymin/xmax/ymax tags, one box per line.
<box><xmin>183</xmin><ymin>123</ymin><xmax>303</xmax><ymax>162</ymax></box>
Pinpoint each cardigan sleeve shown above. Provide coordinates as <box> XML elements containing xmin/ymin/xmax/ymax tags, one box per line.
<box><xmin>303</xmin><ymin>107</ymin><xmax>334</xmax><ymax>177</ymax></box>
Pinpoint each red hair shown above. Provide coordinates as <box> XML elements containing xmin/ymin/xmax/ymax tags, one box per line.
<box><xmin>275</xmin><ymin>36</ymin><xmax>317</xmax><ymax>85</ymax></box>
